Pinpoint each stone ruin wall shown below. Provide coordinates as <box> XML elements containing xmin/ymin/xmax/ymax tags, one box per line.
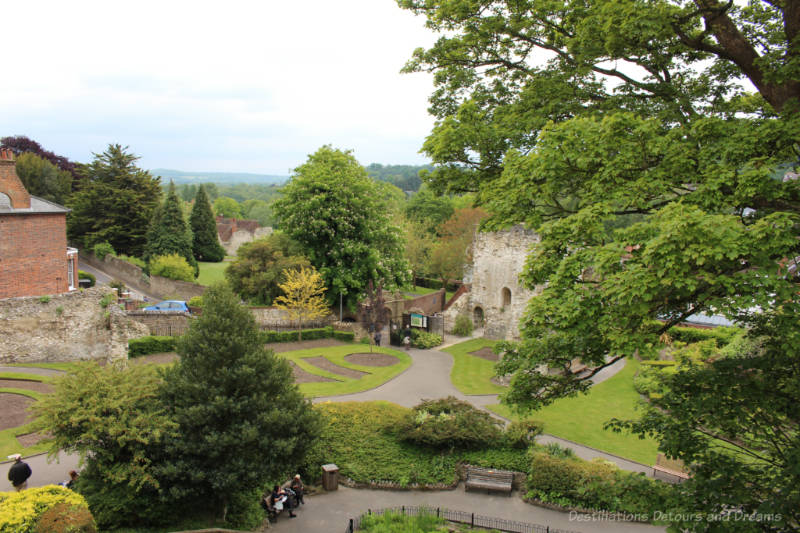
<box><xmin>444</xmin><ymin>226</ymin><xmax>541</xmax><ymax>340</ymax></box>
<box><xmin>0</xmin><ymin>286</ymin><xmax>149</xmax><ymax>364</ymax></box>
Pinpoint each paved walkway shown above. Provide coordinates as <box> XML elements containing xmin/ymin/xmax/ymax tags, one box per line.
<box><xmin>267</xmin><ymin>484</ymin><xmax>664</xmax><ymax>533</ymax></box>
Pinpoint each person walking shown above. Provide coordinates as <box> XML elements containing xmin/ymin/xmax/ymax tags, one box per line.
<box><xmin>7</xmin><ymin>454</ymin><xmax>32</xmax><ymax>491</ymax></box>
<box><xmin>373</xmin><ymin>330</ymin><xmax>382</xmax><ymax>347</ymax></box>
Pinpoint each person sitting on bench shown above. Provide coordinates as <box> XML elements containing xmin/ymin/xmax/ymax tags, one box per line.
<box><xmin>271</xmin><ymin>484</ymin><xmax>296</xmax><ymax>518</ymax></box>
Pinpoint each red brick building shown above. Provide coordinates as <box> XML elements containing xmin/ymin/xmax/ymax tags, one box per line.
<box><xmin>0</xmin><ymin>148</ymin><xmax>78</xmax><ymax>299</ymax></box>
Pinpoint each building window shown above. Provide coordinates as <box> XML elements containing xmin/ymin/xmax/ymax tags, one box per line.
<box><xmin>67</xmin><ymin>248</ymin><xmax>78</xmax><ymax>290</ymax></box>
<box><xmin>502</xmin><ymin>287</ymin><xmax>511</xmax><ymax>307</ymax></box>
<box><xmin>473</xmin><ymin>306</ymin><xmax>484</xmax><ymax>326</ymax></box>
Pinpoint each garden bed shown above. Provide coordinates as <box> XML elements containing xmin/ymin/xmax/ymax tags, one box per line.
<box><xmin>0</xmin><ymin>393</ymin><xmax>35</xmax><ymax>430</ymax></box>
<box><xmin>290</xmin><ymin>361</ymin><xmax>337</xmax><ymax>383</ymax></box>
<box><xmin>0</xmin><ymin>379</ymin><xmax>53</xmax><ymax>394</ymax></box>
<box><xmin>344</xmin><ymin>353</ymin><xmax>400</xmax><ymax>367</ymax></box>
<box><xmin>306</xmin><ymin>356</ymin><xmax>367</xmax><ymax>379</ymax></box>
<box><xmin>468</xmin><ymin>347</ymin><xmax>499</xmax><ymax>361</ymax></box>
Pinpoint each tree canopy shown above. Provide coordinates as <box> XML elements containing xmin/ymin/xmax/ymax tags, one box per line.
<box><xmin>67</xmin><ymin>144</ymin><xmax>161</xmax><ymax>257</ymax></box>
<box><xmin>145</xmin><ymin>182</ymin><xmax>198</xmax><ymax>275</ymax></box>
<box><xmin>190</xmin><ymin>185</ymin><xmax>226</xmax><ymax>262</ymax></box>
<box><xmin>274</xmin><ymin>145</ymin><xmax>410</xmax><ymax>308</ymax></box>
<box><xmin>159</xmin><ymin>283</ymin><xmax>321</xmax><ymax>519</ymax></box>
<box><xmin>400</xmin><ymin>0</ymin><xmax>800</xmax><ymax>528</ymax></box>
<box><xmin>14</xmin><ymin>152</ymin><xmax>72</xmax><ymax>205</ymax></box>
<box><xmin>225</xmin><ymin>232</ymin><xmax>310</xmax><ymax>305</ymax></box>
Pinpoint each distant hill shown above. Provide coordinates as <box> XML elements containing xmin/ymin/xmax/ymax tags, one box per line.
<box><xmin>151</xmin><ymin>168</ymin><xmax>288</xmax><ymax>185</ymax></box>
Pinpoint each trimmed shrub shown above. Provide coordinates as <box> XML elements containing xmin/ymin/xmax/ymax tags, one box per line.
<box><xmin>117</xmin><ymin>254</ymin><xmax>146</xmax><ymax>269</ymax></box>
<box><xmin>149</xmin><ymin>253</ymin><xmax>195</xmax><ymax>282</ymax></box>
<box><xmin>410</xmin><ymin>330</ymin><xmax>443</xmax><ymax>349</ymax></box>
<box><xmin>33</xmin><ymin>502</ymin><xmax>97</xmax><ymax>533</ymax></box>
<box><xmin>452</xmin><ymin>314</ymin><xmax>473</xmax><ymax>337</ymax></box>
<box><xmin>92</xmin><ymin>242</ymin><xmax>115</xmax><ymax>260</ymax></box>
<box><xmin>505</xmin><ymin>420</ymin><xmax>543</xmax><ymax>449</ymax></box>
<box><xmin>77</xmin><ymin>270</ymin><xmax>96</xmax><ymax>287</ymax></box>
<box><xmin>398</xmin><ymin>396</ymin><xmax>503</xmax><ymax>449</ymax></box>
<box><xmin>668</xmin><ymin>325</ymin><xmax>742</xmax><ymax>346</ymax></box>
<box><xmin>332</xmin><ymin>330</ymin><xmax>355</xmax><ymax>342</ymax></box>
<box><xmin>187</xmin><ymin>296</ymin><xmax>204</xmax><ymax>308</ymax></box>
<box><xmin>128</xmin><ymin>336</ymin><xmax>178</xmax><ymax>357</ymax></box>
<box><xmin>0</xmin><ymin>485</ymin><xmax>95</xmax><ymax>533</ymax></box>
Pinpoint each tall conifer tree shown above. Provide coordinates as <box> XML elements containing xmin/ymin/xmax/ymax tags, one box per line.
<box><xmin>189</xmin><ymin>185</ymin><xmax>226</xmax><ymax>262</ymax></box>
<box><xmin>159</xmin><ymin>284</ymin><xmax>321</xmax><ymax>519</ymax></box>
<box><xmin>145</xmin><ymin>181</ymin><xmax>198</xmax><ymax>276</ymax></box>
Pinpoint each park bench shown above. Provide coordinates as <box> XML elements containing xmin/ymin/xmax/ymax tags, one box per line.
<box><xmin>464</xmin><ymin>465</ymin><xmax>514</xmax><ymax>495</ymax></box>
<box><xmin>652</xmin><ymin>453</ymin><xmax>690</xmax><ymax>482</ymax></box>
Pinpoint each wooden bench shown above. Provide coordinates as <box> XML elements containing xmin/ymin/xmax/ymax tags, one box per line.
<box><xmin>652</xmin><ymin>453</ymin><xmax>690</xmax><ymax>482</ymax></box>
<box><xmin>464</xmin><ymin>466</ymin><xmax>514</xmax><ymax>495</ymax></box>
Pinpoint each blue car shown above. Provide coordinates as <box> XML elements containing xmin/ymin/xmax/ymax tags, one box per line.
<box><xmin>143</xmin><ymin>300</ymin><xmax>189</xmax><ymax>312</ymax></box>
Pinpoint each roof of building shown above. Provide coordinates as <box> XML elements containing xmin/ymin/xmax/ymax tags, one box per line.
<box><xmin>0</xmin><ymin>194</ymin><xmax>70</xmax><ymax>215</ymax></box>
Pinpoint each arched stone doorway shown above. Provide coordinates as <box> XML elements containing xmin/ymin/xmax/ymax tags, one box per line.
<box><xmin>473</xmin><ymin>306</ymin><xmax>485</xmax><ymax>327</ymax></box>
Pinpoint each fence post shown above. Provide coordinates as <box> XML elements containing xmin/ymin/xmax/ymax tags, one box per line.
<box><xmin>402</xmin><ymin>505</ymin><xmax>405</xmax><ymax>515</ymax></box>
<box><xmin>437</xmin><ymin>507</ymin><xmax>440</xmax><ymax>518</ymax></box>
<box><xmin>471</xmin><ymin>513</ymin><xmax>474</xmax><ymax>527</ymax></box>
<box><xmin>349</xmin><ymin>518</ymin><xmax>353</xmax><ymax>533</ymax></box>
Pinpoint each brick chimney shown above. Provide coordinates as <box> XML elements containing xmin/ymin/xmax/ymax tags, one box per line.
<box><xmin>0</xmin><ymin>148</ymin><xmax>31</xmax><ymax>209</ymax></box>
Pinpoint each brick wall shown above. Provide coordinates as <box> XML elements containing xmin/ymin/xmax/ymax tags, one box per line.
<box><xmin>0</xmin><ymin>213</ymin><xmax>70</xmax><ymax>298</ymax></box>
<box><xmin>0</xmin><ymin>150</ymin><xmax>31</xmax><ymax>208</ymax></box>
<box><xmin>403</xmin><ymin>289</ymin><xmax>446</xmax><ymax>315</ymax></box>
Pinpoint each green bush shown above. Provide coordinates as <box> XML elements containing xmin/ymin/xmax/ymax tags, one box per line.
<box><xmin>639</xmin><ymin>360</ymin><xmax>677</xmax><ymax>367</ymax></box>
<box><xmin>360</xmin><ymin>509</ymin><xmax>445</xmax><ymax>532</ymax></box>
<box><xmin>188</xmin><ymin>296</ymin><xmax>204</xmax><ymax>308</ymax></box>
<box><xmin>359</xmin><ymin>335</ymin><xmax>371</xmax><ymax>344</ymax></box>
<box><xmin>128</xmin><ymin>336</ymin><xmax>178</xmax><ymax>357</ymax></box>
<box><xmin>398</xmin><ymin>396</ymin><xmax>503</xmax><ymax>449</ymax></box>
<box><xmin>410</xmin><ymin>329</ymin><xmax>443</xmax><ymax>349</ymax></box>
<box><xmin>0</xmin><ymin>485</ymin><xmax>95</xmax><ymax>533</ymax></box>
<box><xmin>668</xmin><ymin>325</ymin><xmax>741</xmax><ymax>346</ymax></box>
<box><xmin>39</xmin><ymin>295</ymin><xmax>51</xmax><ymax>303</ymax></box>
<box><xmin>526</xmin><ymin>451</ymin><xmax>682</xmax><ymax>515</ymax></box>
<box><xmin>303</xmin><ymin>402</ymin><xmax>527</xmax><ymax>488</ymax></box>
<box><xmin>33</xmin><ymin>502</ymin><xmax>97</xmax><ymax>533</ymax></box>
<box><xmin>542</xmin><ymin>442</ymin><xmax>576</xmax><ymax>459</ymax></box>
<box><xmin>504</xmin><ymin>420</ymin><xmax>543</xmax><ymax>449</ymax></box>
<box><xmin>261</xmin><ymin>327</ymin><xmax>353</xmax><ymax>343</ymax></box>
<box><xmin>77</xmin><ymin>270</ymin><xmax>96</xmax><ymax>287</ymax></box>
<box><xmin>93</xmin><ymin>242</ymin><xmax>115</xmax><ymax>260</ymax></box>
<box><xmin>332</xmin><ymin>330</ymin><xmax>355</xmax><ymax>342</ymax></box>
<box><xmin>98</xmin><ymin>294</ymin><xmax>115</xmax><ymax>309</ymax></box>
<box><xmin>452</xmin><ymin>314</ymin><xmax>474</xmax><ymax>337</ymax></box>
<box><xmin>150</xmin><ymin>253</ymin><xmax>195</xmax><ymax>282</ymax></box>
<box><xmin>117</xmin><ymin>254</ymin><xmax>146</xmax><ymax>269</ymax></box>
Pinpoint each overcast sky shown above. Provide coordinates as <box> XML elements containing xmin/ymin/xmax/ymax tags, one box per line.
<box><xmin>2</xmin><ymin>1</ymin><xmax>438</xmax><ymax>175</ymax></box>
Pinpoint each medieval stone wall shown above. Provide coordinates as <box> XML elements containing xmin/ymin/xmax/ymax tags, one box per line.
<box><xmin>444</xmin><ymin>226</ymin><xmax>541</xmax><ymax>340</ymax></box>
<box><xmin>0</xmin><ymin>286</ymin><xmax>148</xmax><ymax>364</ymax></box>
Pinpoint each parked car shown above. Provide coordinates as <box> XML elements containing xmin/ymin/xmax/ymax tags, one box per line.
<box><xmin>143</xmin><ymin>300</ymin><xmax>190</xmax><ymax>312</ymax></box>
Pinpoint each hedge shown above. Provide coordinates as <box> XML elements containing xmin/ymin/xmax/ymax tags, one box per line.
<box><xmin>639</xmin><ymin>360</ymin><xmax>677</xmax><ymax>367</ymax></box>
<box><xmin>77</xmin><ymin>270</ymin><xmax>96</xmax><ymax>287</ymax></box>
<box><xmin>412</xmin><ymin>276</ymin><xmax>461</xmax><ymax>292</ymax></box>
<box><xmin>261</xmin><ymin>326</ymin><xmax>354</xmax><ymax>344</ymax></box>
<box><xmin>128</xmin><ymin>336</ymin><xmax>178</xmax><ymax>357</ymax></box>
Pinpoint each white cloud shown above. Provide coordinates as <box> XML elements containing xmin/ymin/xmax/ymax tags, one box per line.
<box><xmin>1</xmin><ymin>0</ymin><xmax>437</xmax><ymax>174</ymax></box>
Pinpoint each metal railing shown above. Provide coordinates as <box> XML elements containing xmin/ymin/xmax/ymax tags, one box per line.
<box><xmin>343</xmin><ymin>505</ymin><xmax>581</xmax><ymax>533</ymax></box>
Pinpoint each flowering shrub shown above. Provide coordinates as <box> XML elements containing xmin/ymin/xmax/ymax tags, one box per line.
<box><xmin>0</xmin><ymin>485</ymin><xmax>95</xmax><ymax>533</ymax></box>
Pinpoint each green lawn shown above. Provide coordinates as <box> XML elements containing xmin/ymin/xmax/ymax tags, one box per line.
<box><xmin>196</xmin><ymin>261</ymin><xmax>229</xmax><ymax>286</ymax></box>
<box><xmin>488</xmin><ymin>358</ymin><xmax>660</xmax><ymax>465</ymax></box>
<box><xmin>404</xmin><ymin>285</ymin><xmax>455</xmax><ymax>302</ymax></box>
<box><xmin>280</xmin><ymin>344</ymin><xmax>412</xmax><ymax>397</ymax></box>
<box><xmin>443</xmin><ymin>338</ymin><xmax>506</xmax><ymax>395</ymax></box>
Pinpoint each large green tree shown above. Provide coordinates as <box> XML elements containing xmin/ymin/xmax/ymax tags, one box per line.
<box><xmin>274</xmin><ymin>146</ymin><xmax>410</xmax><ymax>308</ymax></box>
<box><xmin>67</xmin><ymin>144</ymin><xmax>161</xmax><ymax>256</ymax></box>
<box><xmin>159</xmin><ymin>284</ymin><xmax>321</xmax><ymax>519</ymax></box>
<box><xmin>190</xmin><ymin>185</ymin><xmax>226</xmax><ymax>262</ymax></box>
<box><xmin>400</xmin><ymin>0</ymin><xmax>800</xmax><ymax>529</ymax></box>
<box><xmin>14</xmin><ymin>152</ymin><xmax>72</xmax><ymax>204</ymax></box>
<box><xmin>145</xmin><ymin>182</ymin><xmax>198</xmax><ymax>276</ymax></box>
<box><xmin>225</xmin><ymin>232</ymin><xmax>310</xmax><ymax>305</ymax></box>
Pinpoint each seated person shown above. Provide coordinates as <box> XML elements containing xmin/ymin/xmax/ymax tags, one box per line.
<box><xmin>270</xmin><ymin>484</ymin><xmax>296</xmax><ymax>518</ymax></box>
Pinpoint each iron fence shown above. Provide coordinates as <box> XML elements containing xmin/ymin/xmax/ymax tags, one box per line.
<box><xmin>148</xmin><ymin>323</ymin><xmax>188</xmax><ymax>337</ymax></box>
<box><xmin>343</xmin><ymin>505</ymin><xmax>581</xmax><ymax>533</ymax></box>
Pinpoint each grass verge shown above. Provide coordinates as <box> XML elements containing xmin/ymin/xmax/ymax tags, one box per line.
<box><xmin>488</xmin><ymin>358</ymin><xmax>659</xmax><ymax>465</ymax></box>
<box><xmin>280</xmin><ymin>345</ymin><xmax>412</xmax><ymax>397</ymax></box>
<box><xmin>196</xmin><ymin>261</ymin><xmax>228</xmax><ymax>286</ymax></box>
<box><xmin>442</xmin><ymin>338</ymin><xmax>506</xmax><ymax>395</ymax></box>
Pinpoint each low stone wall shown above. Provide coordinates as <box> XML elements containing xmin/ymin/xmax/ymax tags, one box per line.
<box><xmin>80</xmin><ymin>252</ymin><xmax>206</xmax><ymax>301</ymax></box>
<box><xmin>404</xmin><ymin>289</ymin><xmax>446</xmax><ymax>315</ymax></box>
<box><xmin>127</xmin><ymin>311</ymin><xmax>192</xmax><ymax>336</ymax></box>
<box><xmin>0</xmin><ymin>286</ymin><xmax>148</xmax><ymax>364</ymax></box>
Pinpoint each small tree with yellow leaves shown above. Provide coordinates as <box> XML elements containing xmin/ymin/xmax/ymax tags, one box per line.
<box><xmin>274</xmin><ymin>266</ymin><xmax>329</xmax><ymax>340</ymax></box>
